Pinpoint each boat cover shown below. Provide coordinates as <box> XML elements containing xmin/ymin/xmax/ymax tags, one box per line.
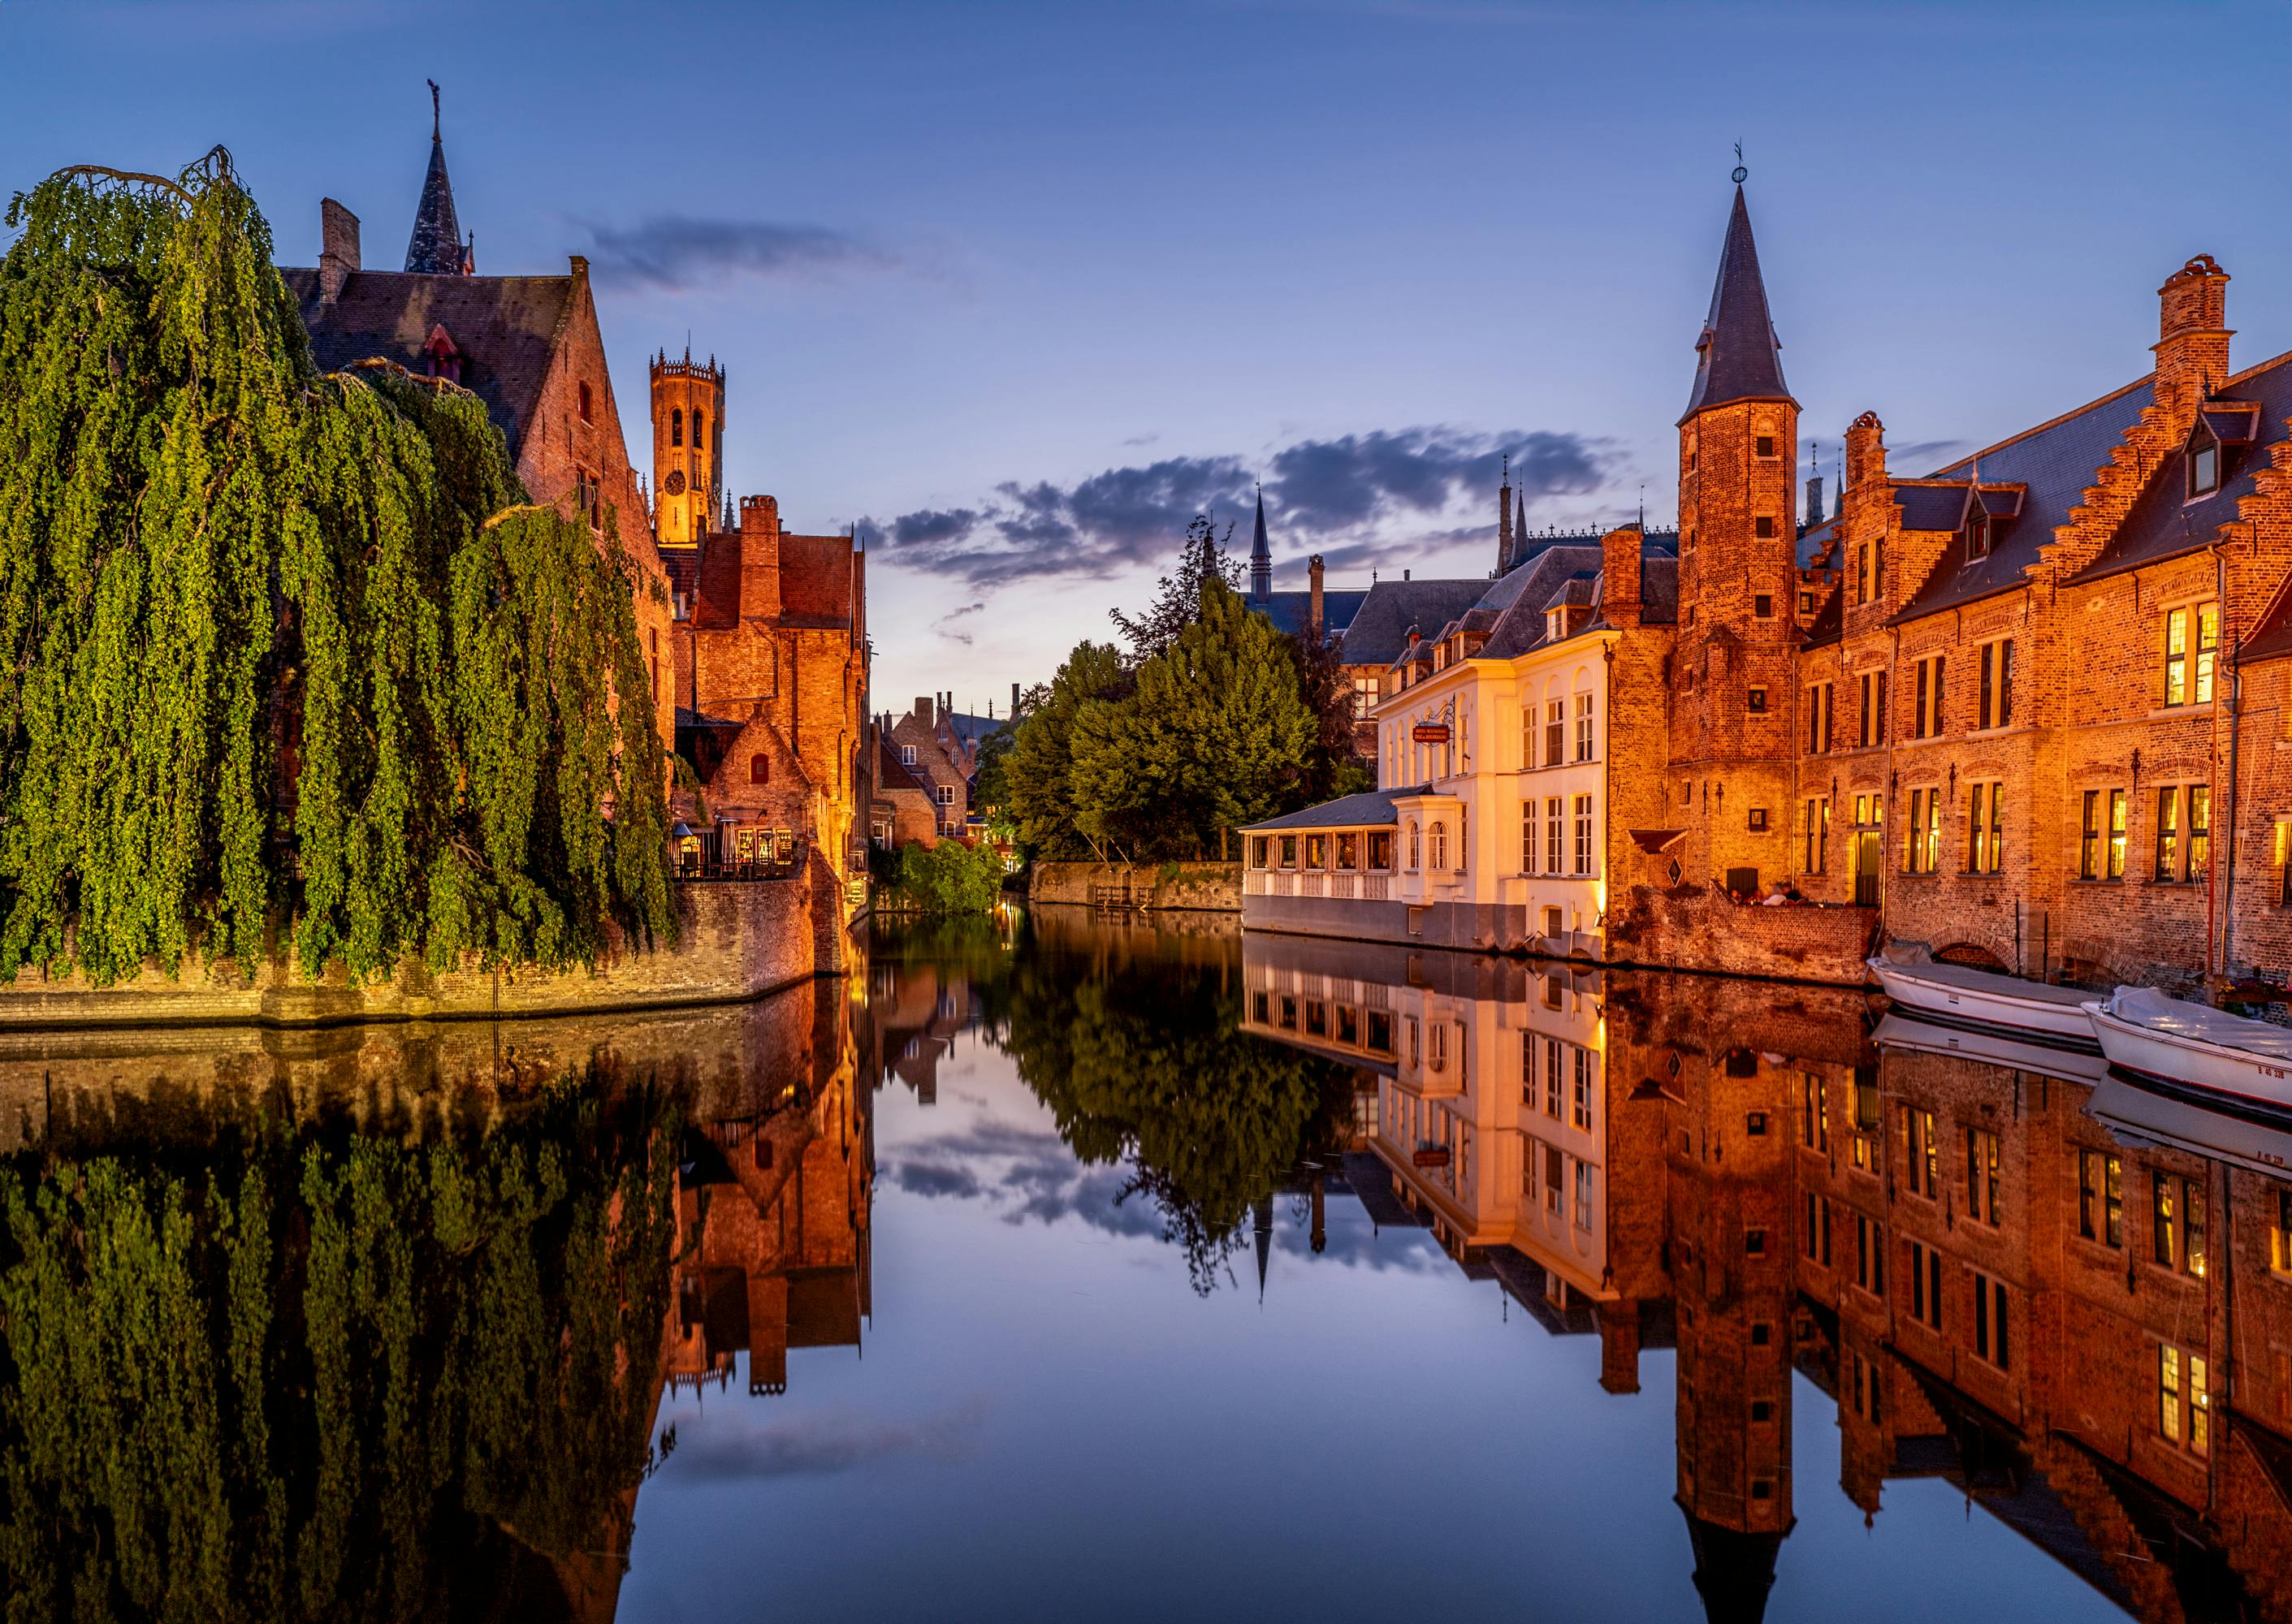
<box><xmin>2111</xmin><ymin>986</ymin><xmax>2292</xmax><ymax>1060</ymax></box>
<box><xmin>1882</xmin><ymin>959</ymin><xmax>2093</xmax><ymax>1008</ymax></box>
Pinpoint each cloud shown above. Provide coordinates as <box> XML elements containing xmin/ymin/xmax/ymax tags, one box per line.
<box><xmin>1893</xmin><ymin>438</ymin><xmax>1972</xmax><ymax>472</ymax></box>
<box><xmin>581</xmin><ymin>215</ymin><xmax>895</xmax><ymax>292</ymax></box>
<box><xmin>864</xmin><ymin>426</ymin><xmax>1620</xmax><ymax>590</ymax></box>
<box><xmin>667</xmin><ymin>1399</ymin><xmax>987</xmax><ymax>1482</ymax></box>
<box><xmin>888</xmin><ymin>1160</ymin><xmax>986</xmax><ymax>1199</ymax></box>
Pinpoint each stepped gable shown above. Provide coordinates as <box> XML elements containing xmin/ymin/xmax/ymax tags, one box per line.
<box><xmin>1888</xmin><ymin>376</ymin><xmax>2155</xmax><ymax>623</ymax></box>
<box><xmin>2067</xmin><ymin>347</ymin><xmax>2292</xmax><ymax>587</ymax></box>
<box><xmin>283</xmin><ymin>269</ymin><xmax>573</xmax><ymax>459</ymax></box>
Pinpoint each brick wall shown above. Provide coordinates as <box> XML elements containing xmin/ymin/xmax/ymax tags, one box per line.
<box><xmin>1030</xmin><ymin>862</ymin><xmax>1241</xmax><ymax>911</ymax></box>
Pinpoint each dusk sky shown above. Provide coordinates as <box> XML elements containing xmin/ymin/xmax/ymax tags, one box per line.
<box><xmin>7</xmin><ymin>0</ymin><xmax>2289</xmax><ymax>710</ymax></box>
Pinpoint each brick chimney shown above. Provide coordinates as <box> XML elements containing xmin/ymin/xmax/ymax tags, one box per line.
<box><xmin>1601</xmin><ymin>526</ymin><xmax>1642</xmax><ymax>628</ymax></box>
<box><xmin>318</xmin><ymin>198</ymin><xmax>360</xmax><ymax>304</ymax></box>
<box><xmin>1308</xmin><ymin>555</ymin><xmax>1325</xmax><ymax>642</ymax></box>
<box><xmin>914</xmin><ymin>695</ymin><xmax>935</xmax><ymax>726</ymax></box>
<box><xmin>738</xmin><ymin>495</ymin><xmax>781</xmax><ymax>621</ymax></box>
<box><xmin>1011</xmin><ymin>680</ymin><xmax>1022</xmax><ymax>718</ymax></box>
<box><xmin>1844</xmin><ymin>412</ymin><xmax>1887</xmax><ymax>495</ymax></box>
<box><xmin>2155</xmin><ymin>254</ymin><xmax>2232</xmax><ymax>412</ymax></box>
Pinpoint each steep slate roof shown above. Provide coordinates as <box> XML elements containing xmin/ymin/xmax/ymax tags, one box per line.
<box><xmin>1890</xmin><ymin>375</ymin><xmax>2156</xmax><ymax>623</ymax></box>
<box><xmin>1243</xmin><ymin>784</ymin><xmax>1429</xmax><ymax>832</ymax></box>
<box><xmin>1246</xmin><ymin>588</ymin><xmax>1370</xmax><ymax>640</ymax></box>
<box><xmin>2069</xmin><ymin>348</ymin><xmax>2292</xmax><ymax>588</ymax></box>
<box><xmin>1680</xmin><ymin>186</ymin><xmax>1793</xmax><ymax>424</ymax></box>
<box><xmin>404</xmin><ymin>127</ymin><xmax>466</xmax><ymax>274</ymax></box>
<box><xmin>1338</xmin><ymin>579</ymin><xmax>1490</xmax><ymax>667</ymax></box>
<box><xmin>283</xmin><ymin>268</ymin><xmax>573</xmax><ymax>458</ymax></box>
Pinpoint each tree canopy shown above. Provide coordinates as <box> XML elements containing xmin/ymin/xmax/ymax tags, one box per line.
<box><xmin>1108</xmin><ymin>514</ymin><xmax>1241</xmax><ymax>667</ymax></box>
<box><xmin>1001</xmin><ymin>641</ymin><xmax>1128</xmax><ymax>861</ymax></box>
<box><xmin>1067</xmin><ymin>581</ymin><xmax>1315</xmax><ymax>860</ymax></box>
<box><xmin>0</xmin><ymin>150</ymin><xmax>672</xmax><ymax>985</ymax></box>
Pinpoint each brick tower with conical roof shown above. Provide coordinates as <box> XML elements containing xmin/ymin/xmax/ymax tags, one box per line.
<box><xmin>1671</xmin><ymin>180</ymin><xmax>1801</xmax><ymax>891</ymax></box>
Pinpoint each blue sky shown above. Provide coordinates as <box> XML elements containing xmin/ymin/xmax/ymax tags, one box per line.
<box><xmin>5</xmin><ymin>0</ymin><xmax>2289</xmax><ymax>707</ymax></box>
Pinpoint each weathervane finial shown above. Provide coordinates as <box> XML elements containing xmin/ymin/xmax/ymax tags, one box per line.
<box><xmin>428</xmin><ymin>79</ymin><xmax>441</xmax><ymax>142</ymax></box>
<box><xmin>1732</xmin><ymin>140</ymin><xmax>1746</xmax><ymax>184</ymax></box>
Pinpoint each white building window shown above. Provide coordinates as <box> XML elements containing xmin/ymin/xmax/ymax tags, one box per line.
<box><xmin>900</xmin><ymin>744</ymin><xmax>917</xmax><ymax>766</ymax></box>
<box><xmin>1574</xmin><ymin>692</ymin><xmax>1594</xmax><ymax>761</ymax></box>
<box><xmin>1572</xmin><ymin>794</ymin><xmax>1594</xmax><ymax>875</ymax></box>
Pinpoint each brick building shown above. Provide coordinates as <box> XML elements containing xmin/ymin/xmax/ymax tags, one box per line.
<box><xmin>652</xmin><ymin>369</ymin><xmax>871</xmax><ymax>956</ymax></box>
<box><xmin>283</xmin><ymin>89</ymin><xmax>678</xmax><ymax>756</ymax></box>
<box><xmin>1255</xmin><ymin>175</ymin><xmax>2292</xmax><ymax>994</ymax></box>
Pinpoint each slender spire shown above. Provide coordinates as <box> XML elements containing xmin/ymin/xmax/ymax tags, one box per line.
<box><xmin>1497</xmin><ymin>451</ymin><xmax>1515</xmax><ymax>572</ymax></box>
<box><xmin>1253</xmin><ymin>1194</ymin><xmax>1274</xmax><ymax>1303</ymax></box>
<box><xmin>404</xmin><ymin>80</ymin><xmax>469</xmax><ymax>275</ymax></box>
<box><xmin>1249</xmin><ymin>482</ymin><xmax>1272</xmax><ymax>599</ymax></box>
<box><xmin>1514</xmin><ymin>486</ymin><xmax>1528</xmax><ymax>562</ymax></box>
<box><xmin>1679</xmin><ymin>182</ymin><xmax>1793</xmax><ymax>425</ymax></box>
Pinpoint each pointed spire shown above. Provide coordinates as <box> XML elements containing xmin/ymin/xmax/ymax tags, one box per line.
<box><xmin>404</xmin><ymin>80</ymin><xmax>469</xmax><ymax>275</ymax></box>
<box><xmin>1497</xmin><ymin>451</ymin><xmax>1515</xmax><ymax>572</ymax></box>
<box><xmin>1249</xmin><ymin>482</ymin><xmax>1272</xmax><ymax>599</ymax></box>
<box><xmin>1680</xmin><ymin>184</ymin><xmax>1793</xmax><ymax>425</ymax></box>
<box><xmin>1515</xmin><ymin>486</ymin><xmax>1528</xmax><ymax>563</ymax></box>
<box><xmin>1253</xmin><ymin>1194</ymin><xmax>1274</xmax><ymax>1303</ymax></box>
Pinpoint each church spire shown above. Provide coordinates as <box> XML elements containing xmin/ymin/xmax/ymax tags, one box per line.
<box><xmin>1249</xmin><ymin>482</ymin><xmax>1272</xmax><ymax>599</ymax></box>
<box><xmin>1679</xmin><ymin>183</ymin><xmax>1792</xmax><ymax>425</ymax></box>
<box><xmin>405</xmin><ymin>80</ymin><xmax>472</xmax><ymax>275</ymax></box>
<box><xmin>1497</xmin><ymin>451</ymin><xmax>1514</xmax><ymax>573</ymax></box>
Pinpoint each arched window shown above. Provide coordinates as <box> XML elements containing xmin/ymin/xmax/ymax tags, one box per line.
<box><xmin>577</xmin><ymin>381</ymin><xmax>593</xmax><ymax>424</ymax></box>
<box><xmin>1408</xmin><ymin>820</ymin><xmax>1421</xmax><ymax>870</ymax></box>
<box><xmin>750</xmin><ymin>754</ymin><xmax>769</xmax><ymax>785</ymax></box>
<box><xmin>694</xmin><ymin>410</ymin><xmax>706</xmax><ymax>455</ymax></box>
<box><xmin>1431</xmin><ymin>820</ymin><xmax>1448</xmax><ymax>870</ymax></box>
<box><xmin>671</xmin><ymin>408</ymin><xmax>683</xmax><ymax>447</ymax></box>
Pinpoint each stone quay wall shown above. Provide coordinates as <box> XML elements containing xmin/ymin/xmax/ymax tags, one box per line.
<box><xmin>1604</xmin><ymin>883</ymin><xmax>1879</xmax><ymax>985</ymax></box>
<box><xmin>0</xmin><ymin>876</ymin><xmax>818</xmax><ymax>1031</ymax></box>
<box><xmin>1029</xmin><ymin>861</ymin><xmax>1242</xmax><ymax>913</ymax></box>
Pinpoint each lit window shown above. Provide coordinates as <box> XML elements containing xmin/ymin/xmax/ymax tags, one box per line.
<box><xmin>2160</xmin><ymin>1344</ymin><xmax>2212</xmax><ymax>1456</ymax></box>
<box><xmin>2164</xmin><ymin>603</ymin><xmax>2219</xmax><ymax>706</ymax></box>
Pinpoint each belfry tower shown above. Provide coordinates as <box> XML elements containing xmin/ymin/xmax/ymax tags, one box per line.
<box><xmin>1671</xmin><ymin>178</ymin><xmax>1801</xmax><ymax>888</ymax></box>
<box><xmin>650</xmin><ymin>348</ymin><xmax>725</xmax><ymax>548</ymax></box>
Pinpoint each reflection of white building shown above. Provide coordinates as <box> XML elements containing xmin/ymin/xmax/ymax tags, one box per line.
<box><xmin>1241</xmin><ymin>538</ymin><xmax>1676</xmax><ymax>955</ymax></box>
<box><xmin>1237</xmin><ymin>935</ymin><xmax>1615</xmax><ymax>1307</ymax></box>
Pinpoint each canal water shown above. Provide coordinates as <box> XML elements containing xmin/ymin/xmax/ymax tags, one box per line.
<box><xmin>1</xmin><ymin>909</ymin><xmax>2283</xmax><ymax>1620</ymax></box>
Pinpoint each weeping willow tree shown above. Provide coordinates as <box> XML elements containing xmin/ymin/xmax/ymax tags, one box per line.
<box><xmin>0</xmin><ymin>149</ymin><xmax>673</xmax><ymax>986</ymax></box>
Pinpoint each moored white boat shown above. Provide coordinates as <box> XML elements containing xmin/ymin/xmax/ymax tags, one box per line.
<box><xmin>1866</xmin><ymin>952</ymin><xmax>2100</xmax><ymax>1051</ymax></box>
<box><xmin>2087</xmin><ymin>987</ymin><xmax>2292</xmax><ymax>1116</ymax></box>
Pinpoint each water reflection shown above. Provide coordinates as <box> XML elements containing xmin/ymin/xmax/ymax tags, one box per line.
<box><xmin>12</xmin><ymin>918</ymin><xmax>2292</xmax><ymax>1619</ymax></box>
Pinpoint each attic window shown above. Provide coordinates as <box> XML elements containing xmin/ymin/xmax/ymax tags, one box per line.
<box><xmin>2190</xmin><ymin>425</ymin><xmax>2221</xmax><ymax>498</ymax></box>
<box><xmin>577</xmin><ymin>382</ymin><xmax>594</xmax><ymax>424</ymax></box>
<box><xmin>1965</xmin><ymin>510</ymin><xmax>1990</xmax><ymax>562</ymax></box>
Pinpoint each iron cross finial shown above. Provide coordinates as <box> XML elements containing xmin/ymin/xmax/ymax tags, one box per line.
<box><xmin>1732</xmin><ymin>140</ymin><xmax>1747</xmax><ymax>184</ymax></box>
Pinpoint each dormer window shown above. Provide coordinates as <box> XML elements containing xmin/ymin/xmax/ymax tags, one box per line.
<box><xmin>1965</xmin><ymin>509</ymin><xmax>1990</xmax><ymax>562</ymax></box>
<box><xmin>2190</xmin><ymin>423</ymin><xmax>2221</xmax><ymax>499</ymax></box>
<box><xmin>1546</xmin><ymin>609</ymin><xmax>1563</xmax><ymax>641</ymax></box>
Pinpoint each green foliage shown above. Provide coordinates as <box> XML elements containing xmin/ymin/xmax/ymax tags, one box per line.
<box><xmin>0</xmin><ymin>150</ymin><xmax>673</xmax><ymax>985</ymax></box>
<box><xmin>1001</xmin><ymin>640</ymin><xmax>1128</xmax><ymax>860</ymax></box>
<box><xmin>873</xmin><ymin>837</ymin><xmax>1004</xmax><ymax>914</ymax></box>
<box><xmin>1284</xmin><ymin>612</ymin><xmax>1372</xmax><ymax>803</ymax></box>
<box><xmin>1109</xmin><ymin>512</ymin><xmax>1241</xmax><ymax>666</ymax></box>
<box><xmin>0</xmin><ymin>1076</ymin><xmax>681</xmax><ymax>1621</ymax></box>
<box><xmin>1066</xmin><ymin>581</ymin><xmax>1316</xmax><ymax>860</ymax></box>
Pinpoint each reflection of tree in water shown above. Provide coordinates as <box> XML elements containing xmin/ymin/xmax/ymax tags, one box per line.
<box><xmin>0</xmin><ymin>1072</ymin><xmax>680</xmax><ymax>1622</ymax></box>
<box><xmin>998</xmin><ymin>935</ymin><xmax>1353</xmax><ymax>1294</ymax></box>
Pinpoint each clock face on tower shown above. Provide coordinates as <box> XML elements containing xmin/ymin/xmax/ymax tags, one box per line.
<box><xmin>663</xmin><ymin>470</ymin><xmax>686</xmax><ymax>496</ymax></box>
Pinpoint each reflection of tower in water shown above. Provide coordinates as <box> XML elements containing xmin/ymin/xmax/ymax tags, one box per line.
<box><xmin>668</xmin><ymin>990</ymin><xmax>875</xmax><ymax>1398</ymax></box>
<box><xmin>1664</xmin><ymin>1040</ymin><xmax>1793</xmax><ymax>1624</ymax></box>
